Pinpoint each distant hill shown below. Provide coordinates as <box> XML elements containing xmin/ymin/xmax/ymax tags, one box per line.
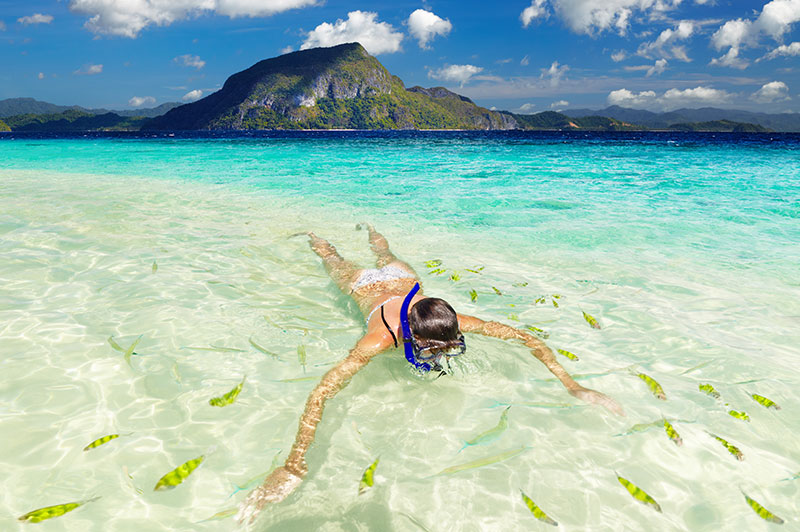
<box><xmin>4</xmin><ymin>109</ymin><xmax>146</xmax><ymax>132</ymax></box>
<box><xmin>146</xmin><ymin>43</ymin><xmax>517</xmax><ymax>130</ymax></box>
<box><xmin>565</xmin><ymin>105</ymin><xmax>799</xmax><ymax>132</ymax></box>
<box><xmin>503</xmin><ymin>110</ymin><xmax>643</xmax><ymax>131</ymax></box>
<box><xmin>668</xmin><ymin>119</ymin><xmax>770</xmax><ymax>132</ymax></box>
<box><xmin>0</xmin><ymin>97</ymin><xmax>180</xmax><ymax>119</ymax></box>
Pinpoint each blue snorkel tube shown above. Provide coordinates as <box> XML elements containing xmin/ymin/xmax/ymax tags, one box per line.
<box><xmin>399</xmin><ymin>283</ymin><xmax>431</xmax><ymax>372</ymax></box>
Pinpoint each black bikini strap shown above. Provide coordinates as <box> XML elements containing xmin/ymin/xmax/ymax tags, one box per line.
<box><xmin>381</xmin><ymin>305</ymin><xmax>399</xmax><ymax>348</ymax></box>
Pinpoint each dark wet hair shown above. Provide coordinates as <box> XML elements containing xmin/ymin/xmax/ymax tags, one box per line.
<box><xmin>409</xmin><ymin>298</ymin><xmax>462</xmax><ymax>351</ymax></box>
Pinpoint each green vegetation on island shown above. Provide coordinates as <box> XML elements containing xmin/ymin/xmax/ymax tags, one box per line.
<box><xmin>667</xmin><ymin>119</ymin><xmax>770</xmax><ymax>132</ymax></box>
<box><xmin>0</xmin><ymin>118</ymin><xmax>10</xmax><ymax>132</ymax></box>
<box><xmin>4</xmin><ymin>109</ymin><xmax>147</xmax><ymax>132</ymax></box>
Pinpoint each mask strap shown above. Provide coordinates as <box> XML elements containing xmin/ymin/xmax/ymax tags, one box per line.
<box><xmin>399</xmin><ymin>283</ymin><xmax>430</xmax><ymax>372</ymax></box>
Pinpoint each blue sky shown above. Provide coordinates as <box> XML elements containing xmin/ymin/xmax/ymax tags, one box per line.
<box><xmin>1</xmin><ymin>1</ymin><xmax>798</xmax><ymax>113</ymax></box>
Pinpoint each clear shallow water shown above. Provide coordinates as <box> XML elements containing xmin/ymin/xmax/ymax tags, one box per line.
<box><xmin>1</xmin><ymin>132</ymin><xmax>799</xmax><ymax>531</ymax></box>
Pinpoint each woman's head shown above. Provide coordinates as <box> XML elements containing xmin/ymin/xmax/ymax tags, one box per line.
<box><xmin>408</xmin><ymin>298</ymin><xmax>465</xmax><ymax>360</ymax></box>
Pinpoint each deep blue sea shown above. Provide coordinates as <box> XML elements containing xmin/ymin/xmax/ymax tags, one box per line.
<box><xmin>1</xmin><ymin>131</ymin><xmax>799</xmax><ymax>531</ymax></box>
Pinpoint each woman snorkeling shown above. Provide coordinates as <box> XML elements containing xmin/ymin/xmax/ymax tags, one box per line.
<box><xmin>238</xmin><ymin>224</ymin><xmax>623</xmax><ymax>522</ymax></box>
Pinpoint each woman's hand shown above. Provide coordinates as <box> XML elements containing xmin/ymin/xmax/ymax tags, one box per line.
<box><xmin>570</xmin><ymin>386</ymin><xmax>625</xmax><ymax>416</ymax></box>
<box><xmin>236</xmin><ymin>466</ymin><xmax>303</xmax><ymax>524</ymax></box>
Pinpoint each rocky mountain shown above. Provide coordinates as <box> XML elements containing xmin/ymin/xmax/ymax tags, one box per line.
<box><xmin>146</xmin><ymin>43</ymin><xmax>517</xmax><ymax>130</ymax></box>
<box><xmin>0</xmin><ymin>97</ymin><xmax>179</xmax><ymax>119</ymax></box>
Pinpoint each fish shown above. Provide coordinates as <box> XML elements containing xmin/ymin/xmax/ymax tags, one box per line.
<box><xmin>277</xmin><ymin>375</ymin><xmax>319</xmax><ymax>383</ymax></box>
<box><xmin>182</xmin><ymin>345</ymin><xmax>245</xmax><ymax>353</ymax></box>
<box><xmin>429</xmin><ymin>268</ymin><xmax>446</xmax><ymax>275</ymax></box>
<box><xmin>662</xmin><ymin>419</ymin><xmax>683</xmax><ymax>446</ymax></box>
<box><xmin>358</xmin><ymin>458</ymin><xmax>379</xmax><ymax>495</ymax></box>
<box><xmin>124</xmin><ymin>335</ymin><xmax>143</xmax><ymax>367</ymax></box>
<box><xmin>512</xmin><ymin>282</ymin><xmax>528</xmax><ymax>287</ymax></box>
<box><xmin>750</xmin><ymin>393</ymin><xmax>781</xmax><ymax>410</ymax></box>
<box><xmin>699</xmin><ymin>383</ymin><xmax>720</xmax><ymax>399</ymax></box>
<box><xmin>492</xmin><ymin>286</ymin><xmax>503</xmax><ymax>296</ymax></box>
<box><xmin>728</xmin><ymin>410</ymin><xmax>750</xmax><ymax>422</ymax></box>
<box><xmin>153</xmin><ymin>454</ymin><xmax>206</xmax><ymax>491</ymax></box>
<box><xmin>526</xmin><ymin>325</ymin><xmax>550</xmax><ymax>339</ymax></box>
<box><xmin>508</xmin><ymin>313</ymin><xmax>519</xmax><ymax>321</ymax></box>
<box><xmin>495</xmin><ymin>401</ymin><xmax>581</xmax><ymax>409</ymax></box>
<box><xmin>122</xmin><ymin>466</ymin><xmax>144</xmax><ymax>495</ymax></box>
<box><xmin>534</xmin><ymin>297</ymin><xmax>546</xmax><ymax>305</ymax></box>
<box><xmin>707</xmin><ymin>433</ymin><xmax>744</xmax><ymax>461</ymax></box>
<box><xmin>227</xmin><ymin>450</ymin><xmax>282</xmax><ymax>499</ymax></box>
<box><xmin>557</xmin><ymin>349</ymin><xmax>579</xmax><ymax>361</ymax></box>
<box><xmin>398</xmin><ymin>512</ymin><xmax>432</xmax><ymax>532</ymax></box>
<box><xmin>520</xmin><ymin>490</ymin><xmax>558</xmax><ymax>526</ymax></box>
<box><xmin>614</xmin><ymin>418</ymin><xmax>694</xmax><ymax>437</ymax></box>
<box><xmin>424</xmin><ymin>259</ymin><xmax>442</xmax><ymax>268</ymax></box>
<box><xmin>435</xmin><ymin>446</ymin><xmax>526</xmax><ymax>476</ymax></box>
<box><xmin>459</xmin><ymin>407</ymin><xmax>510</xmax><ymax>452</ymax></box>
<box><xmin>171</xmin><ymin>362</ymin><xmax>182</xmax><ymax>385</ymax></box>
<box><xmin>297</xmin><ymin>344</ymin><xmax>307</xmax><ymax>373</ymax></box>
<box><xmin>582</xmin><ymin>311</ymin><xmax>601</xmax><ymax>329</ymax></box>
<box><xmin>152</xmin><ymin>261</ymin><xmax>157</xmax><ymax>273</ymax></box>
<box><xmin>195</xmin><ymin>507</ymin><xmax>238</xmax><ymax>523</ymax></box>
<box><xmin>449</xmin><ymin>271</ymin><xmax>461</xmax><ymax>282</ymax></box>
<box><xmin>469</xmin><ymin>289</ymin><xmax>478</xmax><ymax>302</ymax></box>
<box><xmin>552</xmin><ymin>299</ymin><xmax>559</xmax><ymax>308</ymax></box>
<box><xmin>465</xmin><ymin>267</ymin><xmax>484</xmax><ymax>274</ymax></box>
<box><xmin>209</xmin><ymin>377</ymin><xmax>245</xmax><ymax>407</ymax></box>
<box><xmin>552</xmin><ymin>294</ymin><xmax>562</xmax><ymax>299</ymax></box>
<box><xmin>680</xmin><ymin>360</ymin><xmax>711</xmax><ymax>375</ymax></box>
<box><xmin>248</xmin><ymin>337</ymin><xmax>282</xmax><ymax>360</ymax></box>
<box><xmin>83</xmin><ymin>434</ymin><xmax>120</xmax><ymax>451</ymax></box>
<box><xmin>18</xmin><ymin>497</ymin><xmax>100</xmax><ymax>523</ymax></box>
<box><xmin>107</xmin><ymin>336</ymin><xmax>125</xmax><ymax>352</ymax></box>
<box><xmin>637</xmin><ymin>373</ymin><xmax>667</xmax><ymax>400</ymax></box>
<box><xmin>616</xmin><ymin>472</ymin><xmax>662</xmax><ymax>513</ymax></box>
<box><xmin>780</xmin><ymin>472</ymin><xmax>799</xmax><ymax>482</ymax></box>
<box><xmin>741</xmin><ymin>491</ymin><xmax>784</xmax><ymax>524</ymax></box>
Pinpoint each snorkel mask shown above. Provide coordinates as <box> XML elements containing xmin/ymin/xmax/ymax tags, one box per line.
<box><xmin>400</xmin><ymin>283</ymin><xmax>466</xmax><ymax>373</ymax></box>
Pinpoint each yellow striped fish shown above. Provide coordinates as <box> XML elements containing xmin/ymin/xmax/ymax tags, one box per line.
<box><xmin>582</xmin><ymin>311</ymin><xmax>601</xmax><ymax>329</ymax></box>
<box><xmin>358</xmin><ymin>458</ymin><xmax>379</xmax><ymax>495</ymax></box>
<box><xmin>557</xmin><ymin>348</ymin><xmax>579</xmax><ymax>361</ymax></box>
<box><xmin>154</xmin><ymin>454</ymin><xmax>206</xmax><ymax>491</ymax></box>
<box><xmin>637</xmin><ymin>373</ymin><xmax>667</xmax><ymax>400</ymax></box>
<box><xmin>209</xmin><ymin>377</ymin><xmax>245</xmax><ymax>407</ymax></box>
<box><xmin>750</xmin><ymin>393</ymin><xmax>781</xmax><ymax>410</ymax></box>
<box><xmin>520</xmin><ymin>490</ymin><xmax>558</xmax><ymax>526</ymax></box>
<box><xmin>469</xmin><ymin>289</ymin><xmax>478</xmax><ymax>302</ymax></box>
<box><xmin>83</xmin><ymin>434</ymin><xmax>121</xmax><ymax>452</ymax></box>
<box><xmin>707</xmin><ymin>433</ymin><xmax>744</xmax><ymax>461</ymax></box>
<box><xmin>699</xmin><ymin>383</ymin><xmax>720</xmax><ymax>399</ymax></box>
<box><xmin>742</xmin><ymin>491</ymin><xmax>784</xmax><ymax>524</ymax></box>
<box><xmin>663</xmin><ymin>419</ymin><xmax>682</xmax><ymax>446</ymax></box>
<box><xmin>728</xmin><ymin>410</ymin><xmax>750</xmax><ymax>422</ymax></box>
<box><xmin>616</xmin><ymin>473</ymin><xmax>662</xmax><ymax>513</ymax></box>
<box><xmin>18</xmin><ymin>497</ymin><xmax>100</xmax><ymax>523</ymax></box>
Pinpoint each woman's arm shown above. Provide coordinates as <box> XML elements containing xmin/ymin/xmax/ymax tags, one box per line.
<box><xmin>237</xmin><ymin>333</ymin><xmax>385</xmax><ymax>523</ymax></box>
<box><xmin>458</xmin><ymin>314</ymin><xmax>624</xmax><ymax>416</ymax></box>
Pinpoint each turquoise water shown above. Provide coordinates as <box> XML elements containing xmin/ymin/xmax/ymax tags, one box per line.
<box><xmin>1</xmin><ymin>133</ymin><xmax>799</xmax><ymax>531</ymax></box>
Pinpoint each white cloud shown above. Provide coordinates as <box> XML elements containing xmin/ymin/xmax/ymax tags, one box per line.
<box><xmin>550</xmin><ymin>100</ymin><xmax>569</xmax><ymax>108</ymax></box>
<box><xmin>301</xmin><ymin>11</ymin><xmax>403</xmax><ymax>55</ymax></box>
<box><xmin>552</xmin><ymin>0</ymin><xmax>682</xmax><ymax>36</ymax></box>
<box><xmin>521</xmin><ymin>55</ymin><xmax>530</xmax><ymax>66</ymax></box>
<box><xmin>521</xmin><ymin>0</ymin><xmax>548</xmax><ymax>27</ymax></box>
<box><xmin>608</xmin><ymin>86</ymin><xmax>732</xmax><ymax>109</ymax></box>
<box><xmin>280</xmin><ymin>45</ymin><xmax>293</xmax><ymax>54</ymax></box>
<box><xmin>74</xmin><ymin>64</ymin><xmax>103</xmax><ymax>75</ymax></box>
<box><xmin>18</xmin><ymin>13</ymin><xmax>54</xmax><ymax>25</ymax></box>
<box><xmin>519</xmin><ymin>103</ymin><xmax>536</xmax><ymax>112</ymax></box>
<box><xmin>174</xmin><ymin>54</ymin><xmax>205</xmax><ymax>69</ymax></box>
<box><xmin>182</xmin><ymin>89</ymin><xmax>204</xmax><ymax>102</ymax></box>
<box><xmin>408</xmin><ymin>9</ymin><xmax>452</xmax><ymax>49</ymax></box>
<box><xmin>759</xmin><ymin>41</ymin><xmax>800</xmax><ymax>61</ymax></box>
<box><xmin>710</xmin><ymin>47</ymin><xmax>748</xmax><ymax>69</ymax></box>
<box><xmin>540</xmin><ymin>60</ymin><xmax>569</xmax><ymax>87</ymax></box>
<box><xmin>611</xmin><ymin>50</ymin><xmax>627</xmax><ymax>62</ymax></box>
<box><xmin>0</xmin><ymin>20</ymin><xmax>6</xmax><ymax>31</ymax></box>
<box><xmin>646</xmin><ymin>58</ymin><xmax>668</xmax><ymax>76</ymax></box>
<box><xmin>38</xmin><ymin>72</ymin><xmax>44</xmax><ymax>79</ymax></box>
<box><xmin>637</xmin><ymin>21</ymin><xmax>694</xmax><ymax>61</ymax></box>
<box><xmin>428</xmin><ymin>64</ymin><xmax>483</xmax><ymax>86</ymax></box>
<box><xmin>129</xmin><ymin>96</ymin><xmax>156</xmax><ymax>107</ymax></box>
<box><xmin>751</xmin><ymin>81</ymin><xmax>790</xmax><ymax>103</ymax></box>
<box><xmin>68</xmin><ymin>0</ymin><xmax>318</xmax><ymax>38</ymax></box>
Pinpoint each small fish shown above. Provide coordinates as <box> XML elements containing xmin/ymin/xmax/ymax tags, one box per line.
<box><xmin>520</xmin><ymin>490</ymin><xmax>558</xmax><ymax>526</ymax></box>
<box><xmin>152</xmin><ymin>261</ymin><xmax>158</xmax><ymax>274</ymax></box>
<box><xmin>750</xmin><ymin>393</ymin><xmax>781</xmax><ymax>410</ymax></box>
<box><xmin>182</xmin><ymin>345</ymin><xmax>244</xmax><ymax>352</ymax></box>
<box><xmin>107</xmin><ymin>336</ymin><xmax>125</xmax><ymax>352</ymax></box>
<box><xmin>18</xmin><ymin>497</ymin><xmax>100</xmax><ymax>523</ymax></box>
<box><xmin>557</xmin><ymin>349</ymin><xmax>579</xmax><ymax>361</ymax></box>
<box><xmin>196</xmin><ymin>507</ymin><xmax>238</xmax><ymax>523</ymax></box>
<box><xmin>469</xmin><ymin>289</ymin><xmax>478</xmax><ymax>302</ymax></box>
<box><xmin>780</xmin><ymin>472</ymin><xmax>799</xmax><ymax>482</ymax></box>
<box><xmin>526</xmin><ymin>326</ymin><xmax>550</xmax><ymax>339</ymax></box>
<box><xmin>209</xmin><ymin>377</ymin><xmax>245</xmax><ymax>407</ymax></box>
<box><xmin>699</xmin><ymin>383</ymin><xmax>720</xmax><ymax>399</ymax></box>
<box><xmin>398</xmin><ymin>512</ymin><xmax>432</xmax><ymax>532</ymax></box>
<box><xmin>248</xmin><ymin>337</ymin><xmax>282</xmax><ymax>360</ymax></box>
<box><xmin>508</xmin><ymin>313</ymin><xmax>519</xmax><ymax>321</ymax></box>
<box><xmin>297</xmin><ymin>344</ymin><xmax>307</xmax><ymax>373</ymax></box>
<box><xmin>83</xmin><ymin>434</ymin><xmax>120</xmax><ymax>451</ymax></box>
<box><xmin>358</xmin><ymin>458</ymin><xmax>379</xmax><ymax>495</ymax></box>
<box><xmin>552</xmin><ymin>299</ymin><xmax>559</xmax><ymax>308</ymax></box>
<box><xmin>582</xmin><ymin>311</ymin><xmax>601</xmax><ymax>329</ymax></box>
<box><xmin>124</xmin><ymin>335</ymin><xmax>143</xmax><ymax>367</ymax></box>
<box><xmin>227</xmin><ymin>450</ymin><xmax>282</xmax><ymax>499</ymax></box>
<box><xmin>616</xmin><ymin>472</ymin><xmax>662</xmax><ymax>513</ymax></box>
<box><xmin>552</xmin><ymin>294</ymin><xmax>562</xmax><ymax>299</ymax></box>
<box><xmin>435</xmin><ymin>446</ymin><xmax>526</xmax><ymax>476</ymax></box>
<box><xmin>449</xmin><ymin>271</ymin><xmax>461</xmax><ymax>282</ymax></box>
<box><xmin>465</xmin><ymin>267</ymin><xmax>484</xmax><ymax>274</ymax></box>
<box><xmin>459</xmin><ymin>407</ymin><xmax>510</xmax><ymax>452</ymax></box>
<box><xmin>512</xmin><ymin>282</ymin><xmax>528</xmax><ymax>287</ymax></box>
<box><xmin>534</xmin><ymin>297</ymin><xmax>546</xmax><ymax>305</ymax></box>
<box><xmin>663</xmin><ymin>419</ymin><xmax>683</xmax><ymax>446</ymax></box>
<box><xmin>171</xmin><ymin>362</ymin><xmax>182</xmax><ymax>385</ymax></box>
<box><xmin>424</xmin><ymin>259</ymin><xmax>442</xmax><ymax>268</ymax></box>
<box><xmin>637</xmin><ymin>373</ymin><xmax>667</xmax><ymax>400</ymax></box>
<box><xmin>708</xmin><ymin>433</ymin><xmax>744</xmax><ymax>461</ymax></box>
<box><xmin>277</xmin><ymin>375</ymin><xmax>319</xmax><ymax>383</ymax></box>
<box><xmin>154</xmin><ymin>454</ymin><xmax>206</xmax><ymax>491</ymax></box>
<box><xmin>742</xmin><ymin>491</ymin><xmax>784</xmax><ymax>524</ymax></box>
<box><xmin>492</xmin><ymin>286</ymin><xmax>503</xmax><ymax>296</ymax></box>
<box><xmin>729</xmin><ymin>410</ymin><xmax>750</xmax><ymax>422</ymax></box>
<box><xmin>680</xmin><ymin>360</ymin><xmax>711</xmax><ymax>375</ymax></box>
<box><xmin>123</xmin><ymin>466</ymin><xmax>144</xmax><ymax>495</ymax></box>
<box><xmin>615</xmin><ymin>420</ymin><xmax>663</xmax><ymax>437</ymax></box>
<box><xmin>429</xmin><ymin>268</ymin><xmax>446</xmax><ymax>275</ymax></box>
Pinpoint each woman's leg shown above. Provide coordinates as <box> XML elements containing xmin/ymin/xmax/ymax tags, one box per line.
<box><xmin>308</xmin><ymin>232</ymin><xmax>362</xmax><ymax>293</ymax></box>
<box><xmin>363</xmin><ymin>224</ymin><xmax>418</xmax><ymax>275</ymax></box>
